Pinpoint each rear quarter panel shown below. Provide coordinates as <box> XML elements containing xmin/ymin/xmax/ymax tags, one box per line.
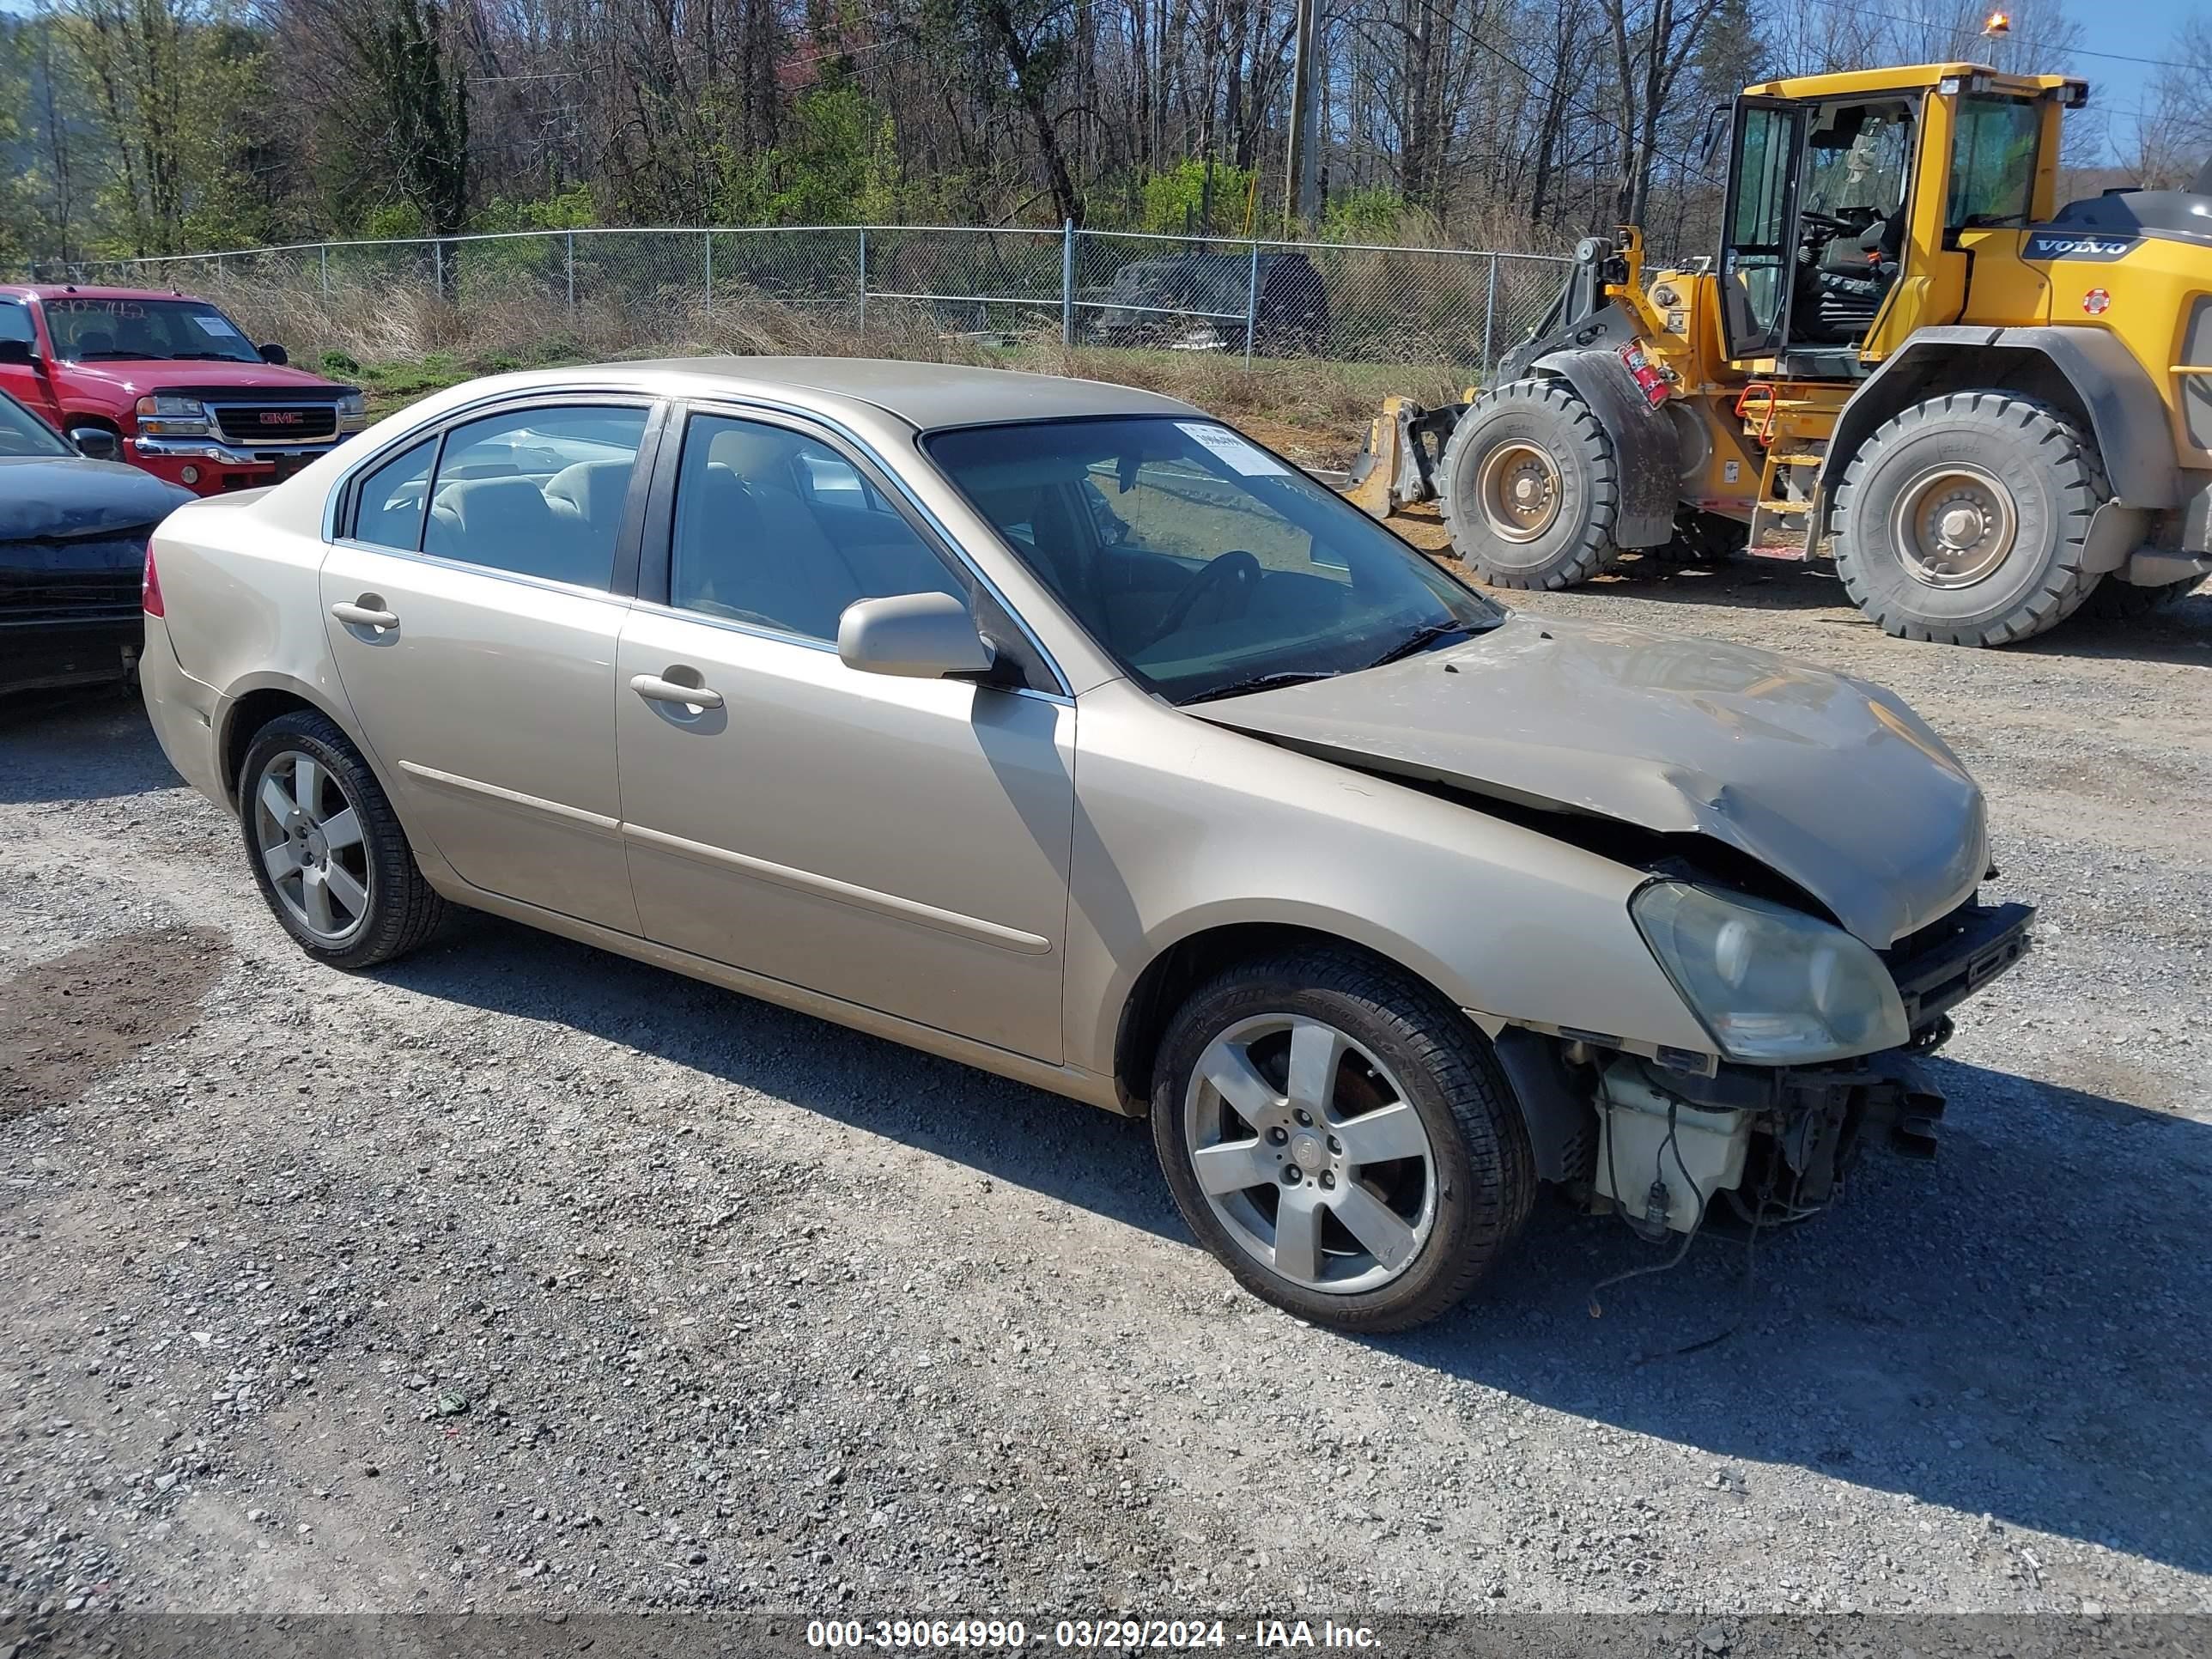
<box><xmin>149</xmin><ymin>481</ymin><xmax>359</xmax><ymax>805</ymax></box>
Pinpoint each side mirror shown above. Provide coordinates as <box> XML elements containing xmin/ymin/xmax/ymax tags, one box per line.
<box><xmin>70</xmin><ymin>427</ymin><xmax>119</xmax><ymax>461</ymax></box>
<box><xmin>0</xmin><ymin>337</ymin><xmax>35</xmax><ymax>368</ymax></box>
<box><xmin>837</xmin><ymin>591</ymin><xmax>995</xmax><ymax>680</ymax></box>
<box><xmin>258</xmin><ymin>341</ymin><xmax>289</xmax><ymax>366</ymax></box>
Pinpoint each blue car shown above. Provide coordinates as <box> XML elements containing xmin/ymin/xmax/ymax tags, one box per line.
<box><xmin>0</xmin><ymin>387</ymin><xmax>191</xmax><ymax>696</ymax></box>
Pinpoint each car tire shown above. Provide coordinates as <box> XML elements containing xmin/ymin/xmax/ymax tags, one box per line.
<box><xmin>237</xmin><ymin>709</ymin><xmax>446</xmax><ymax>970</ymax></box>
<box><xmin>1150</xmin><ymin>946</ymin><xmax>1536</xmax><ymax>1334</ymax></box>
<box><xmin>1439</xmin><ymin>376</ymin><xmax>1623</xmax><ymax>589</ymax></box>
<box><xmin>1830</xmin><ymin>392</ymin><xmax>2106</xmax><ymax>646</ymax></box>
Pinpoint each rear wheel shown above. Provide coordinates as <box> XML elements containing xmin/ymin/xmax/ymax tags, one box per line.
<box><xmin>238</xmin><ymin>710</ymin><xmax>446</xmax><ymax>969</ymax></box>
<box><xmin>1440</xmin><ymin>378</ymin><xmax>1623</xmax><ymax>589</ymax></box>
<box><xmin>1831</xmin><ymin>392</ymin><xmax>2106</xmax><ymax>646</ymax></box>
<box><xmin>1150</xmin><ymin>948</ymin><xmax>1535</xmax><ymax>1333</ymax></box>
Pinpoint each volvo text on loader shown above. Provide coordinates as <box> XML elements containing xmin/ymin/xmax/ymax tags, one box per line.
<box><xmin>1349</xmin><ymin>62</ymin><xmax>2212</xmax><ymax>645</ymax></box>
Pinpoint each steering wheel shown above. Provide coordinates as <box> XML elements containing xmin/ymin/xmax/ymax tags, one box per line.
<box><xmin>1140</xmin><ymin>550</ymin><xmax>1261</xmax><ymax>650</ymax></box>
<box><xmin>1800</xmin><ymin>210</ymin><xmax>1857</xmax><ymax>234</ymax></box>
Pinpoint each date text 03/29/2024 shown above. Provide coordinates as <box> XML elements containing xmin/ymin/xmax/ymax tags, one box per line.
<box><xmin>805</xmin><ymin>1619</ymin><xmax>1383</xmax><ymax>1650</ymax></box>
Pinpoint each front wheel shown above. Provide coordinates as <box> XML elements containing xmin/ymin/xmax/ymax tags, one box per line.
<box><xmin>1439</xmin><ymin>377</ymin><xmax>1624</xmax><ymax>589</ymax></box>
<box><xmin>238</xmin><ymin>709</ymin><xmax>447</xmax><ymax>969</ymax></box>
<box><xmin>1150</xmin><ymin>948</ymin><xmax>1535</xmax><ymax>1333</ymax></box>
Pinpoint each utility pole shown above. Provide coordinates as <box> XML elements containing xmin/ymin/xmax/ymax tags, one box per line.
<box><xmin>1282</xmin><ymin>0</ymin><xmax>1320</xmax><ymax>234</ymax></box>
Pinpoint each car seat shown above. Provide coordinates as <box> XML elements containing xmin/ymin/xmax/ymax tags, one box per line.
<box><xmin>544</xmin><ymin>460</ymin><xmax>634</xmax><ymax>565</ymax></box>
<box><xmin>426</xmin><ymin>477</ymin><xmax>605</xmax><ymax>588</ymax></box>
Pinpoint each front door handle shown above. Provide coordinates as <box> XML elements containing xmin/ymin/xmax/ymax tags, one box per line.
<box><xmin>331</xmin><ymin>599</ymin><xmax>399</xmax><ymax>629</ymax></box>
<box><xmin>630</xmin><ymin>672</ymin><xmax>724</xmax><ymax>710</ymax></box>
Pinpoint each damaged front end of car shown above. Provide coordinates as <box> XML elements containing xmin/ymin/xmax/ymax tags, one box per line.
<box><xmin>1188</xmin><ymin>611</ymin><xmax>2039</xmax><ymax>1239</ymax></box>
<box><xmin>1490</xmin><ymin>885</ymin><xmax>2031</xmax><ymax>1234</ymax></box>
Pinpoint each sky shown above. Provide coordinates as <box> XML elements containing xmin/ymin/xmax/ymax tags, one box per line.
<box><xmin>2054</xmin><ymin>0</ymin><xmax>2196</xmax><ymax>150</ymax></box>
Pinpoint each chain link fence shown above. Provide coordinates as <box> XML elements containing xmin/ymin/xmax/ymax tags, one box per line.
<box><xmin>29</xmin><ymin>225</ymin><xmax>1569</xmax><ymax>377</ymax></box>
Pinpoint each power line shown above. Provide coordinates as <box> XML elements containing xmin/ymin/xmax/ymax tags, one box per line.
<box><xmin>1792</xmin><ymin>0</ymin><xmax>2212</xmax><ymax>76</ymax></box>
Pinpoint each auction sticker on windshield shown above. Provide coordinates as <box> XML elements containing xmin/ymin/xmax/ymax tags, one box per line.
<box><xmin>1176</xmin><ymin>422</ymin><xmax>1289</xmax><ymax>476</ymax></box>
<box><xmin>191</xmin><ymin>313</ymin><xmax>241</xmax><ymax>337</ymax></box>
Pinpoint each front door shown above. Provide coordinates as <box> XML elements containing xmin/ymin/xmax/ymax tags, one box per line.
<box><xmin>319</xmin><ymin>399</ymin><xmax>657</xmax><ymax>933</ymax></box>
<box><xmin>1720</xmin><ymin>98</ymin><xmax>1807</xmax><ymax>361</ymax></box>
<box><xmin>614</xmin><ymin>408</ymin><xmax>1076</xmax><ymax>1061</ymax></box>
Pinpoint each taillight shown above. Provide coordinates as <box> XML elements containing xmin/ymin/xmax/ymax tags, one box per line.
<box><xmin>143</xmin><ymin>543</ymin><xmax>166</xmax><ymax>617</ymax></box>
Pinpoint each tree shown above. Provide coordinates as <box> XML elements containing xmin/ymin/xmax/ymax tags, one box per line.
<box><xmin>2130</xmin><ymin>15</ymin><xmax>2212</xmax><ymax>190</ymax></box>
<box><xmin>336</xmin><ymin>0</ymin><xmax>471</xmax><ymax>236</ymax></box>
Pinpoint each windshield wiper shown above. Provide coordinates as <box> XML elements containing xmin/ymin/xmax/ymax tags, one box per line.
<box><xmin>1363</xmin><ymin>617</ymin><xmax>1486</xmax><ymax>670</ymax></box>
<box><xmin>1178</xmin><ymin>670</ymin><xmax>1339</xmax><ymax>706</ymax></box>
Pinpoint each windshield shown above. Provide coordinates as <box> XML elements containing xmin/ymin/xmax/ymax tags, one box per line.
<box><xmin>1105</xmin><ymin>258</ymin><xmax>1249</xmax><ymax>313</ymax></box>
<box><xmin>925</xmin><ymin>416</ymin><xmax>1502</xmax><ymax>704</ymax></box>
<box><xmin>0</xmin><ymin>391</ymin><xmax>70</xmax><ymax>458</ymax></box>
<box><xmin>40</xmin><ymin>296</ymin><xmax>264</xmax><ymax>365</ymax></box>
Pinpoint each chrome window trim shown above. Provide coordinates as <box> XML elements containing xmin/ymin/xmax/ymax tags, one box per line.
<box><xmin>672</xmin><ymin>393</ymin><xmax>1073</xmax><ymax>700</ymax></box>
<box><xmin>626</xmin><ymin>596</ymin><xmax>1074</xmax><ymax>708</ymax></box>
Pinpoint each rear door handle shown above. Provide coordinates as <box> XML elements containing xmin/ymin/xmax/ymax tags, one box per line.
<box><xmin>630</xmin><ymin>672</ymin><xmax>724</xmax><ymax>710</ymax></box>
<box><xmin>331</xmin><ymin>600</ymin><xmax>399</xmax><ymax>629</ymax></box>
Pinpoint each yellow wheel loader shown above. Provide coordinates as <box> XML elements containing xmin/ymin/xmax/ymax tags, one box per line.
<box><xmin>1349</xmin><ymin>61</ymin><xmax>2212</xmax><ymax>645</ymax></box>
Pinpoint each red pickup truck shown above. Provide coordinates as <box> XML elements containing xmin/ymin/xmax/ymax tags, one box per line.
<box><xmin>0</xmin><ymin>283</ymin><xmax>365</xmax><ymax>496</ymax></box>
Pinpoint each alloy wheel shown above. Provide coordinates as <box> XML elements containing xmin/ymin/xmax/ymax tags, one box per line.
<box><xmin>1182</xmin><ymin>1013</ymin><xmax>1439</xmax><ymax>1294</ymax></box>
<box><xmin>252</xmin><ymin>749</ymin><xmax>372</xmax><ymax>944</ymax></box>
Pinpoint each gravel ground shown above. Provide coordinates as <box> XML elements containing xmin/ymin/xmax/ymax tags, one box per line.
<box><xmin>1</xmin><ymin>561</ymin><xmax>2208</xmax><ymax>1626</ymax></box>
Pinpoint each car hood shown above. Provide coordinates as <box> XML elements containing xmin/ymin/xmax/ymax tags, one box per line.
<box><xmin>0</xmin><ymin>454</ymin><xmax>193</xmax><ymax>541</ymax></box>
<box><xmin>1188</xmin><ymin>614</ymin><xmax>1987</xmax><ymax>947</ymax></box>
<box><xmin>52</xmin><ymin>361</ymin><xmax>346</xmax><ymax>400</ymax></box>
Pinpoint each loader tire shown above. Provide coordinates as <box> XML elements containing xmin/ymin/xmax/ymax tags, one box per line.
<box><xmin>1440</xmin><ymin>377</ymin><xmax>1623</xmax><ymax>589</ymax></box>
<box><xmin>1831</xmin><ymin>392</ymin><xmax>2106</xmax><ymax>647</ymax></box>
<box><xmin>2075</xmin><ymin>573</ymin><xmax>2203</xmax><ymax>623</ymax></box>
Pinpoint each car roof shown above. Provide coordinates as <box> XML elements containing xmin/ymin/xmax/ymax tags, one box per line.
<box><xmin>0</xmin><ymin>283</ymin><xmax>222</xmax><ymax>305</ymax></box>
<box><xmin>542</xmin><ymin>356</ymin><xmax>1203</xmax><ymax>432</ymax></box>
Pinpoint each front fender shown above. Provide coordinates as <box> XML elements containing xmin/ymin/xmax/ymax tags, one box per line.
<box><xmin>1063</xmin><ymin>682</ymin><xmax>1716</xmax><ymax>1082</ymax></box>
<box><xmin>1818</xmin><ymin>325</ymin><xmax>2179</xmax><ymax>509</ymax></box>
<box><xmin>1532</xmin><ymin>342</ymin><xmax>1680</xmax><ymax>547</ymax></box>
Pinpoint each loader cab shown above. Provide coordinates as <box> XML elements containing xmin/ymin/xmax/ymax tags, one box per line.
<box><xmin>1720</xmin><ymin>94</ymin><xmax>1918</xmax><ymax>372</ymax></box>
<box><xmin>1716</xmin><ymin>64</ymin><xmax>2075</xmax><ymax>377</ymax></box>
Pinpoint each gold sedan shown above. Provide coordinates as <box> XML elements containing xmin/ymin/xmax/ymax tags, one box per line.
<box><xmin>139</xmin><ymin>358</ymin><xmax>2027</xmax><ymax>1330</ymax></box>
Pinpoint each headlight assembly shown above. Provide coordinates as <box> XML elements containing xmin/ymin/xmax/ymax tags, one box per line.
<box><xmin>337</xmin><ymin>391</ymin><xmax>368</xmax><ymax>433</ymax></box>
<box><xmin>1632</xmin><ymin>880</ymin><xmax>1908</xmax><ymax>1063</ymax></box>
<box><xmin>133</xmin><ymin>394</ymin><xmax>210</xmax><ymax>436</ymax></box>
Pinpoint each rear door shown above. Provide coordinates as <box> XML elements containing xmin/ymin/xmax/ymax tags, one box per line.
<box><xmin>1719</xmin><ymin>98</ymin><xmax>1807</xmax><ymax>360</ymax></box>
<box><xmin>319</xmin><ymin>397</ymin><xmax>661</xmax><ymax>933</ymax></box>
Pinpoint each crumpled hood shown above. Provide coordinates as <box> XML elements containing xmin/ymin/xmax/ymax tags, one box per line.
<box><xmin>1190</xmin><ymin>614</ymin><xmax>1987</xmax><ymax>947</ymax></box>
<box><xmin>0</xmin><ymin>455</ymin><xmax>193</xmax><ymax>541</ymax></box>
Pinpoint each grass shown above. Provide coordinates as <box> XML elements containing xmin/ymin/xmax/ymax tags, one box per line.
<box><xmin>221</xmin><ymin>270</ymin><xmax>1474</xmax><ymax>470</ymax></box>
